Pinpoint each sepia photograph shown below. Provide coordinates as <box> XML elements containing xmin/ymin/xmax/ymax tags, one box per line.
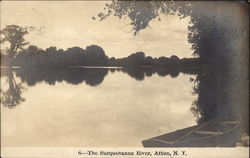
<box><xmin>0</xmin><ymin>0</ymin><xmax>249</xmax><ymax>157</ymax></box>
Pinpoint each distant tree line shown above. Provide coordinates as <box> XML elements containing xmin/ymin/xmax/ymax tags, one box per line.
<box><xmin>1</xmin><ymin>44</ymin><xmax>200</xmax><ymax>67</ymax></box>
<box><xmin>12</xmin><ymin>45</ymin><xmax>109</xmax><ymax>66</ymax></box>
<box><xmin>109</xmin><ymin>52</ymin><xmax>200</xmax><ymax>67</ymax></box>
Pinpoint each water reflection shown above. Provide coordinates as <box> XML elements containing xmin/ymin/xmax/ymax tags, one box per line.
<box><xmin>1</xmin><ymin>67</ymin><xmax>200</xmax><ymax>108</ymax></box>
<box><xmin>1</xmin><ymin>67</ymin><xmax>200</xmax><ymax>87</ymax></box>
<box><xmin>190</xmin><ymin>68</ymin><xmax>248</xmax><ymax>138</ymax></box>
<box><xmin>15</xmin><ymin>67</ymin><xmax>109</xmax><ymax>86</ymax></box>
<box><xmin>1</xmin><ymin>67</ymin><xmax>197</xmax><ymax>147</ymax></box>
<box><xmin>1</xmin><ymin>66</ymin><xmax>247</xmax><ymax>146</ymax></box>
<box><xmin>122</xmin><ymin>67</ymin><xmax>192</xmax><ymax>80</ymax></box>
<box><xmin>0</xmin><ymin>69</ymin><xmax>25</xmax><ymax>108</ymax></box>
<box><xmin>0</xmin><ymin>66</ymin><xmax>201</xmax><ymax>109</ymax></box>
<box><xmin>1</xmin><ymin>67</ymin><xmax>245</xmax><ymax>124</ymax></box>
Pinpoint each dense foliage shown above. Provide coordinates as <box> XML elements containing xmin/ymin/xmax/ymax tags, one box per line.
<box><xmin>1</xmin><ymin>44</ymin><xmax>199</xmax><ymax>67</ymax></box>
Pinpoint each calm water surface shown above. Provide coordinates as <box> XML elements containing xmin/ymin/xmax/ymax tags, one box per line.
<box><xmin>1</xmin><ymin>68</ymin><xmax>197</xmax><ymax>147</ymax></box>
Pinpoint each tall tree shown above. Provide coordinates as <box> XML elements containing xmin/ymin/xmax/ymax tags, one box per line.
<box><xmin>0</xmin><ymin>25</ymin><xmax>30</xmax><ymax>59</ymax></box>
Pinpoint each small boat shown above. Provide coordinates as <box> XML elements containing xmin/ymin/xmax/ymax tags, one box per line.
<box><xmin>142</xmin><ymin>117</ymin><xmax>241</xmax><ymax>147</ymax></box>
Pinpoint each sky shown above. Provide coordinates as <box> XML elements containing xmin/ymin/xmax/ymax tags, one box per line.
<box><xmin>1</xmin><ymin>1</ymin><xmax>193</xmax><ymax>58</ymax></box>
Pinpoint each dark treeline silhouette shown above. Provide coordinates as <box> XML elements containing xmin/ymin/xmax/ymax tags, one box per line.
<box><xmin>109</xmin><ymin>52</ymin><xmax>200</xmax><ymax>67</ymax></box>
<box><xmin>1</xmin><ymin>45</ymin><xmax>200</xmax><ymax>68</ymax></box>
<box><xmin>12</xmin><ymin>45</ymin><xmax>109</xmax><ymax>67</ymax></box>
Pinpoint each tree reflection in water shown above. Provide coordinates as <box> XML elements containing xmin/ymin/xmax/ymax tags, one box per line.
<box><xmin>1</xmin><ymin>67</ymin><xmax>199</xmax><ymax>108</ymax></box>
<box><xmin>190</xmin><ymin>70</ymin><xmax>236</xmax><ymax>123</ymax></box>
<box><xmin>190</xmin><ymin>67</ymin><xmax>248</xmax><ymax>138</ymax></box>
<box><xmin>1</xmin><ymin>69</ymin><xmax>25</xmax><ymax>108</ymax></box>
<box><xmin>1</xmin><ymin>66</ymin><xmax>248</xmax><ymax>135</ymax></box>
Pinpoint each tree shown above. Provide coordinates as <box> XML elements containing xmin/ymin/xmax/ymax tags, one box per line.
<box><xmin>145</xmin><ymin>56</ymin><xmax>154</xmax><ymax>65</ymax></box>
<box><xmin>66</xmin><ymin>47</ymin><xmax>86</xmax><ymax>65</ymax></box>
<box><xmin>85</xmin><ymin>45</ymin><xmax>109</xmax><ymax>66</ymax></box>
<box><xmin>170</xmin><ymin>55</ymin><xmax>180</xmax><ymax>65</ymax></box>
<box><xmin>0</xmin><ymin>25</ymin><xmax>30</xmax><ymax>59</ymax></box>
<box><xmin>127</xmin><ymin>51</ymin><xmax>145</xmax><ymax>66</ymax></box>
<box><xmin>94</xmin><ymin>1</ymin><xmax>190</xmax><ymax>35</ymax></box>
<box><xmin>27</xmin><ymin>45</ymin><xmax>39</xmax><ymax>54</ymax></box>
